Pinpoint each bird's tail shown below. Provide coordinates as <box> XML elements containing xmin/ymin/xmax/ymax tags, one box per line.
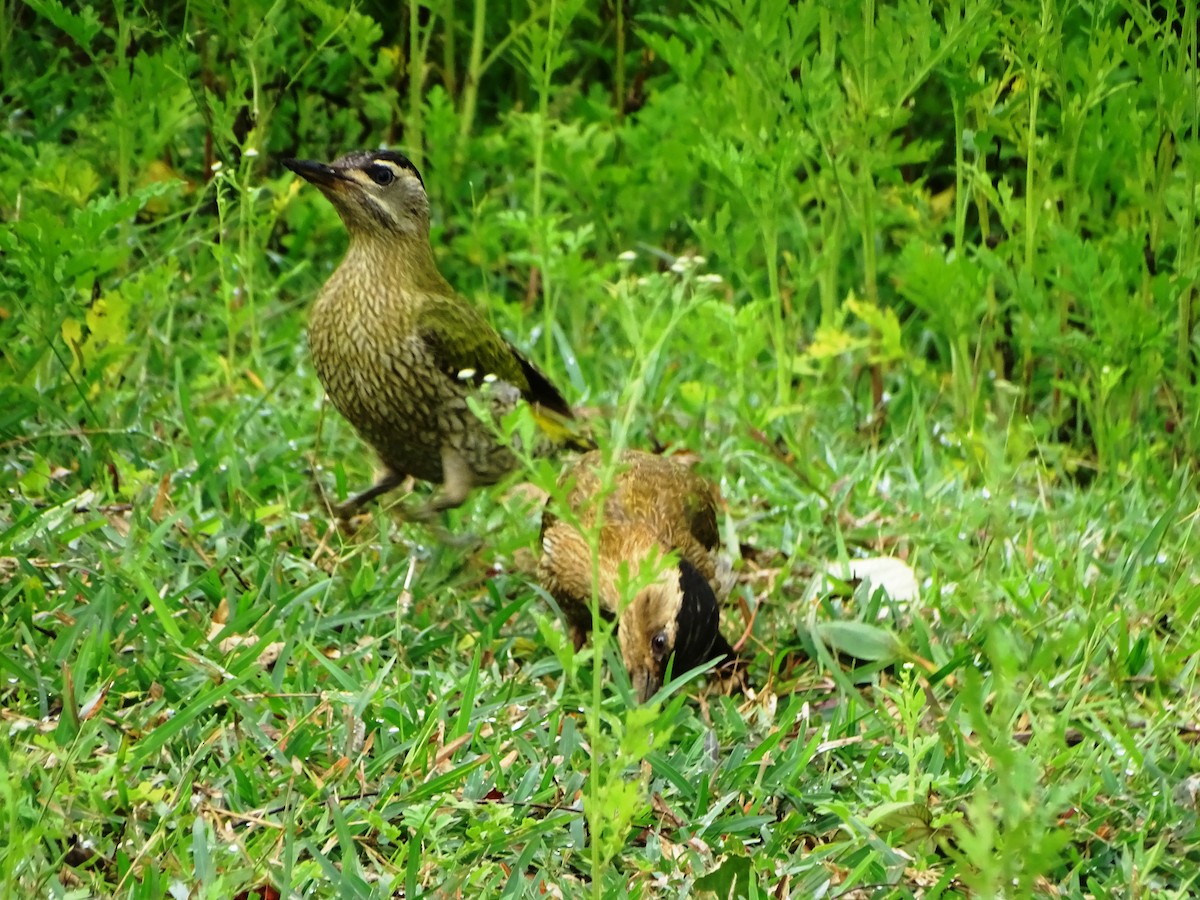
<box><xmin>531</xmin><ymin>404</ymin><xmax>597</xmax><ymax>452</ymax></box>
<box><xmin>710</xmin><ymin>631</ymin><xmax>753</xmax><ymax>696</ymax></box>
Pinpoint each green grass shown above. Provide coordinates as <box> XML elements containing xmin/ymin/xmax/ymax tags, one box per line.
<box><xmin>3</xmin><ymin>0</ymin><xmax>1200</xmax><ymax>896</ymax></box>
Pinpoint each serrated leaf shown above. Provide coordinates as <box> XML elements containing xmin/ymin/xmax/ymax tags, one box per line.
<box><xmin>25</xmin><ymin>0</ymin><xmax>103</xmax><ymax>50</ymax></box>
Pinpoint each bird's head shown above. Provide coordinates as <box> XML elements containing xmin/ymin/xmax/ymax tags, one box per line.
<box><xmin>283</xmin><ymin>150</ymin><xmax>429</xmax><ymax>237</ymax></box>
<box><xmin>617</xmin><ymin>558</ymin><xmax>725</xmax><ymax>704</ymax></box>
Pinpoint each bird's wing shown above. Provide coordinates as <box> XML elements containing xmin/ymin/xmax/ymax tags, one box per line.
<box><xmin>680</xmin><ymin>468</ymin><xmax>721</xmax><ymax>553</ymax></box>
<box><xmin>417</xmin><ymin>296</ymin><xmax>589</xmax><ymax>447</ymax></box>
<box><xmin>416</xmin><ymin>294</ymin><xmax>533</xmax><ymax>393</ymax></box>
<box><xmin>619</xmin><ymin>453</ymin><xmax>720</xmax><ymax>553</ymax></box>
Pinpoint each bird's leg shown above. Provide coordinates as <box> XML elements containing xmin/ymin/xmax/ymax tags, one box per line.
<box><xmin>404</xmin><ymin>448</ymin><xmax>481</xmax><ymax>548</ymax></box>
<box><xmin>417</xmin><ymin>447</ymin><xmax>475</xmax><ymax>517</ymax></box>
<box><xmin>708</xmin><ymin>631</ymin><xmax>751</xmax><ymax>696</ymax></box>
<box><xmin>336</xmin><ymin>468</ymin><xmax>404</xmax><ymax>519</ymax></box>
<box><xmin>569</xmin><ymin>623</ymin><xmax>588</xmax><ymax>652</ymax></box>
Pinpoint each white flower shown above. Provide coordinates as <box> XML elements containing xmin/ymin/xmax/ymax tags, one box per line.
<box><xmin>670</xmin><ymin>254</ymin><xmax>707</xmax><ymax>273</ymax></box>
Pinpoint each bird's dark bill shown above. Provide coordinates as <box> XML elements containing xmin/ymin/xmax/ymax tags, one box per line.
<box><xmin>282</xmin><ymin>158</ymin><xmax>343</xmax><ymax>188</ymax></box>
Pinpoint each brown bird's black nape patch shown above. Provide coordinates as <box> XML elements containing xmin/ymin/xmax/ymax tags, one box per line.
<box><xmin>669</xmin><ymin>559</ymin><xmax>724</xmax><ymax>675</ymax></box>
<box><xmin>537</xmin><ymin>449</ymin><xmax>739</xmax><ymax>702</ymax></box>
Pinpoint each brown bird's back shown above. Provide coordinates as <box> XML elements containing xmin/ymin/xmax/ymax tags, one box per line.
<box><xmin>539</xmin><ymin>449</ymin><xmax>736</xmax><ymax>701</ymax></box>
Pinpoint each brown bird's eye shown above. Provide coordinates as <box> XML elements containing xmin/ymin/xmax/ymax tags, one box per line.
<box><xmin>651</xmin><ymin>631</ymin><xmax>668</xmax><ymax>658</ymax></box>
<box><xmin>367</xmin><ymin>164</ymin><xmax>395</xmax><ymax>186</ymax></box>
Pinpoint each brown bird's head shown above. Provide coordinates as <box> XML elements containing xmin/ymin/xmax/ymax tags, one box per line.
<box><xmin>618</xmin><ymin>558</ymin><xmax>725</xmax><ymax>703</ymax></box>
<box><xmin>282</xmin><ymin>150</ymin><xmax>429</xmax><ymax>237</ymax></box>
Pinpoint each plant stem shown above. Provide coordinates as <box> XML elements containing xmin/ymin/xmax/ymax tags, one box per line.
<box><xmin>763</xmin><ymin>217</ymin><xmax>787</xmax><ymax>406</ymax></box>
<box><xmin>1178</xmin><ymin>0</ymin><xmax>1198</xmax><ymax>419</ymax></box>
<box><xmin>458</xmin><ymin>0</ymin><xmax>488</xmax><ymax>148</ymax></box>
<box><xmin>406</xmin><ymin>0</ymin><xmax>429</xmax><ymax>167</ymax></box>
<box><xmin>613</xmin><ymin>0</ymin><xmax>625</xmax><ymax>123</ymax></box>
<box><xmin>114</xmin><ymin>5</ymin><xmax>131</xmax><ymax>199</ymax></box>
<box><xmin>535</xmin><ymin>0</ymin><xmax>556</xmax><ymax>372</ymax></box>
<box><xmin>441</xmin><ymin>0</ymin><xmax>457</xmax><ymax>99</ymax></box>
<box><xmin>951</xmin><ymin>89</ymin><xmax>975</xmax><ymax>426</ymax></box>
<box><xmin>1021</xmin><ymin>2</ymin><xmax>1050</xmax><ymax>407</ymax></box>
<box><xmin>859</xmin><ymin>0</ymin><xmax>883</xmax><ymax>417</ymax></box>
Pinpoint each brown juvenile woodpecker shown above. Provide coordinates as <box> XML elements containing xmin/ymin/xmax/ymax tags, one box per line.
<box><xmin>282</xmin><ymin>150</ymin><xmax>590</xmax><ymax>519</ymax></box>
<box><xmin>538</xmin><ymin>449</ymin><xmax>738</xmax><ymax>702</ymax></box>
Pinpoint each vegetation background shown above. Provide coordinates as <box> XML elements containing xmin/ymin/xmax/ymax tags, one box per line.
<box><xmin>3</xmin><ymin>0</ymin><xmax>1199</xmax><ymax>896</ymax></box>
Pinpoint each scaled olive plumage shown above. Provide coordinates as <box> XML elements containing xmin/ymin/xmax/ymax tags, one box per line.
<box><xmin>283</xmin><ymin>150</ymin><xmax>590</xmax><ymax>519</ymax></box>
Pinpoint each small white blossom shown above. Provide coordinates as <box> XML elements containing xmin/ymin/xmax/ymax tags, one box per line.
<box><xmin>618</xmin><ymin>250</ymin><xmax>637</xmax><ymax>262</ymax></box>
<box><xmin>670</xmin><ymin>254</ymin><xmax>707</xmax><ymax>273</ymax></box>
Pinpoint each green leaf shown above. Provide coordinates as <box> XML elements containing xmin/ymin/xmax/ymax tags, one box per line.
<box><xmin>695</xmin><ymin>852</ymin><xmax>756</xmax><ymax>899</ymax></box>
<box><xmin>867</xmin><ymin>801</ymin><xmax>936</xmax><ymax>841</ymax></box>
<box><xmin>814</xmin><ymin>620</ymin><xmax>903</xmax><ymax>663</ymax></box>
<box><xmin>25</xmin><ymin>0</ymin><xmax>103</xmax><ymax>50</ymax></box>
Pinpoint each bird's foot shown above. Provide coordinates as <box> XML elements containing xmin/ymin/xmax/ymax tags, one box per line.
<box><xmin>403</xmin><ymin>500</ymin><xmax>481</xmax><ymax>548</ymax></box>
<box><xmin>332</xmin><ymin>470</ymin><xmax>407</xmax><ymax>521</ymax></box>
<box><xmin>334</xmin><ymin>497</ymin><xmax>366</xmax><ymax>521</ymax></box>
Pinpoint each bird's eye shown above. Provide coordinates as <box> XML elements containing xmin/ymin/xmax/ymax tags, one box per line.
<box><xmin>367</xmin><ymin>164</ymin><xmax>395</xmax><ymax>186</ymax></box>
<box><xmin>651</xmin><ymin>632</ymin><xmax>668</xmax><ymax>657</ymax></box>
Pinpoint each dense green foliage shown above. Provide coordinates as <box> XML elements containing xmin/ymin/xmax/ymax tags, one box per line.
<box><xmin>2</xmin><ymin>0</ymin><xmax>1199</xmax><ymax>896</ymax></box>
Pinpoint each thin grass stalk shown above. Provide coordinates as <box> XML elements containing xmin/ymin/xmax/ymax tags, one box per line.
<box><xmin>534</xmin><ymin>0</ymin><xmax>557</xmax><ymax>376</ymax></box>
<box><xmin>858</xmin><ymin>0</ymin><xmax>884</xmax><ymax>417</ymax></box>
<box><xmin>0</xmin><ymin>0</ymin><xmax>12</xmax><ymax>95</ymax></box>
<box><xmin>952</xmin><ymin>89</ymin><xmax>978</xmax><ymax>427</ymax></box>
<box><xmin>457</xmin><ymin>0</ymin><xmax>488</xmax><ymax>147</ymax></box>
<box><xmin>613</xmin><ymin>0</ymin><xmax>625</xmax><ymax>122</ymax></box>
<box><xmin>406</xmin><ymin>1</ymin><xmax>433</xmax><ymax>168</ymax></box>
<box><xmin>113</xmin><ymin>5</ymin><xmax>131</xmax><ymax>199</ymax></box>
<box><xmin>1019</xmin><ymin>1</ymin><xmax>1051</xmax><ymax>411</ymax></box>
<box><xmin>1179</xmin><ymin>0</ymin><xmax>1198</xmax><ymax>426</ymax></box>
<box><xmin>441</xmin><ymin>0</ymin><xmax>457</xmax><ymax>98</ymax></box>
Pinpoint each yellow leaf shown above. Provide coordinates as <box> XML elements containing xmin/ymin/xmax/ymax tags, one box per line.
<box><xmin>61</xmin><ymin>317</ymin><xmax>83</xmax><ymax>349</ymax></box>
<box><xmin>86</xmin><ymin>293</ymin><xmax>130</xmax><ymax>345</ymax></box>
<box><xmin>805</xmin><ymin>323</ymin><xmax>865</xmax><ymax>360</ymax></box>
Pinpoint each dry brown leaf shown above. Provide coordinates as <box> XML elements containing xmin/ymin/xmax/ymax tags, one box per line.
<box><xmin>79</xmin><ymin>680</ymin><xmax>113</xmax><ymax>722</ymax></box>
<box><xmin>208</xmin><ymin>619</ymin><xmax>284</xmax><ymax>668</ymax></box>
<box><xmin>151</xmin><ymin>471</ymin><xmax>173</xmax><ymax>522</ymax></box>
